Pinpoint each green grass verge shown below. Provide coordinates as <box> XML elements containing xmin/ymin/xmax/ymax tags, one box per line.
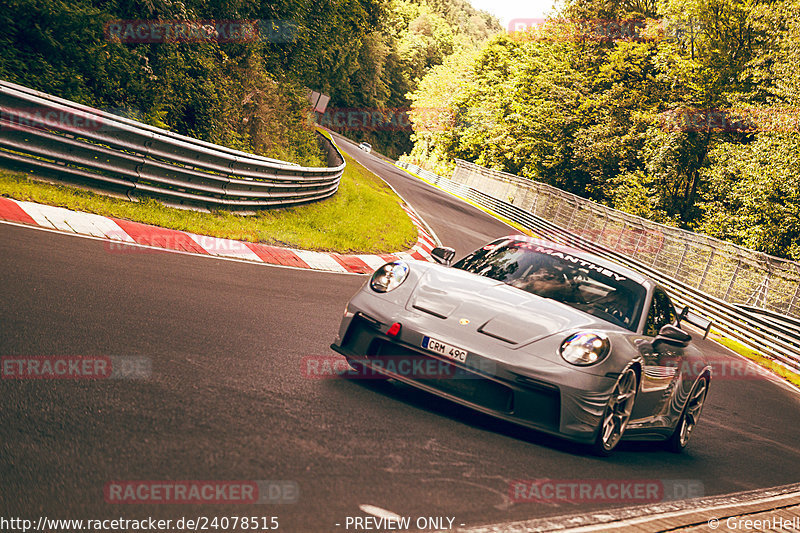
<box><xmin>713</xmin><ymin>334</ymin><xmax>800</xmax><ymax>388</ymax></box>
<box><xmin>0</xmin><ymin>150</ymin><xmax>417</xmax><ymax>254</ymax></box>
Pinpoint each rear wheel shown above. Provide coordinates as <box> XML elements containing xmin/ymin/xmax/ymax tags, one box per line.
<box><xmin>666</xmin><ymin>376</ymin><xmax>708</xmax><ymax>453</ymax></box>
<box><xmin>592</xmin><ymin>367</ymin><xmax>638</xmax><ymax>456</ymax></box>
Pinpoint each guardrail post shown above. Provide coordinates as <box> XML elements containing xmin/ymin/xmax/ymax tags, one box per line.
<box><xmin>469</xmin><ymin>166</ymin><xmax>480</xmax><ymax>188</ymax></box>
<box><xmin>748</xmin><ymin>272</ymin><xmax>771</xmax><ymax>309</ymax></box>
<box><xmin>724</xmin><ymin>259</ymin><xmax>742</xmax><ymax>300</ymax></box>
<box><xmin>698</xmin><ymin>249</ymin><xmax>715</xmax><ymax>288</ymax></box>
<box><xmin>632</xmin><ymin>228</ymin><xmax>644</xmax><ymax>256</ymax></box>
<box><xmin>520</xmin><ymin>182</ymin><xmax>532</xmax><ymax>211</ymax></box>
<box><xmin>566</xmin><ymin>200</ymin><xmax>577</xmax><ymax>231</ymax></box>
<box><xmin>790</xmin><ymin>282</ymin><xmax>800</xmax><ymax>317</ymax></box>
<box><xmin>614</xmin><ymin>220</ymin><xmax>627</xmax><ymax>250</ymax></box>
<box><xmin>579</xmin><ymin>209</ymin><xmax>593</xmax><ymax>240</ymax></box>
<box><xmin>651</xmin><ymin>237</ymin><xmax>663</xmax><ymax>268</ymax></box>
<box><xmin>675</xmin><ymin>242</ymin><xmax>690</xmax><ymax>276</ymax></box>
<box><xmin>597</xmin><ymin>216</ymin><xmax>609</xmax><ymax>246</ymax></box>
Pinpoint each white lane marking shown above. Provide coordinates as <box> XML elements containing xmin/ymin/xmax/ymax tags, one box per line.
<box><xmin>0</xmin><ymin>219</ymin><xmax>363</xmax><ymax>275</ymax></box>
<box><xmin>332</xmin><ymin>135</ymin><xmax>443</xmax><ymax>247</ymax></box>
<box><xmin>412</xmin><ymin>245</ymin><xmax>433</xmax><ymax>260</ymax></box>
<box><xmin>15</xmin><ymin>201</ymin><xmax>58</xmax><ymax>229</ymax></box>
<box><xmin>417</xmin><ymin>234</ymin><xmax>436</xmax><ymax>249</ymax></box>
<box><xmin>6</xmin><ymin>181</ymin><xmax>437</xmax><ymax>272</ymax></box>
<box><xmin>93</xmin><ymin>218</ymin><xmax>137</xmax><ymax>242</ymax></box>
<box><xmin>293</xmin><ymin>249</ymin><xmax>349</xmax><ymax>272</ymax></box>
<box><xmin>358</xmin><ymin>504</ymin><xmax>403</xmax><ymax>520</ymax></box>
<box><xmin>545</xmin><ymin>489</ymin><xmax>800</xmax><ymax>532</ymax></box>
<box><xmin>16</xmin><ymin>200</ymin><xmax>135</xmax><ymax>242</ymax></box>
<box><xmin>722</xmin><ymin>345</ymin><xmax>800</xmax><ymax>396</ymax></box>
<box><xmin>394</xmin><ymin>251</ymin><xmax>416</xmax><ymax>262</ymax></box>
<box><xmin>356</xmin><ymin>255</ymin><xmax>389</xmax><ymax>270</ymax></box>
<box><xmin>186</xmin><ymin>233</ymin><xmax>263</xmax><ymax>262</ymax></box>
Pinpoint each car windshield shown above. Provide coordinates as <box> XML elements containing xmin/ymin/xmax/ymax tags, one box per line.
<box><xmin>453</xmin><ymin>239</ymin><xmax>647</xmax><ymax>331</ymax></box>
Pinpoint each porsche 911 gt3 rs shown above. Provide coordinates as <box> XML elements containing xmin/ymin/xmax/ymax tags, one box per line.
<box><xmin>330</xmin><ymin>236</ymin><xmax>711</xmax><ymax>455</ymax></box>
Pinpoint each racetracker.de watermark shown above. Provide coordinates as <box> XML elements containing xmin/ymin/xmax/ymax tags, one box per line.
<box><xmin>104</xmin><ymin>19</ymin><xmax>297</xmax><ymax>44</ymax></box>
<box><xmin>659</xmin><ymin>107</ymin><xmax>800</xmax><ymax>133</ymax></box>
<box><xmin>103</xmin><ymin>231</ymin><xmax>260</xmax><ymax>255</ymax></box>
<box><xmin>509</xmin><ymin>479</ymin><xmax>704</xmax><ymax>503</ymax></box>
<box><xmin>0</xmin><ymin>107</ymin><xmax>106</xmax><ymax>133</ymax></box>
<box><xmin>1</xmin><ymin>356</ymin><xmax>151</xmax><ymax>380</ymax></box>
<box><xmin>316</xmin><ymin>107</ymin><xmax>458</xmax><ymax>132</ymax></box>
<box><xmin>104</xmin><ymin>480</ymin><xmax>298</xmax><ymax>504</ymax></box>
<box><xmin>302</xmin><ymin>355</ymin><xmax>496</xmax><ymax>379</ymax></box>
<box><xmin>507</xmin><ymin>18</ymin><xmax>664</xmax><ymax>42</ymax></box>
<box><xmin>664</xmin><ymin>355</ymin><xmax>783</xmax><ymax>382</ymax></box>
<box><xmin>1</xmin><ymin>516</ymin><xmax>279</xmax><ymax>532</ymax></box>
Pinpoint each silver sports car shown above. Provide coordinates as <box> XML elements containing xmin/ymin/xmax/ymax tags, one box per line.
<box><xmin>331</xmin><ymin>236</ymin><xmax>712</xmax><ymax>455</ymax></box>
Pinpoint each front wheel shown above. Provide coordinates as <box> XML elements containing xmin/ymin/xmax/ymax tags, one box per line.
<box><xmin>666</xmin><ymin>376</ymin><xmax>709</xmax><ymax>453</ymax></box>
<box><xmin>592</xmin><ymin>367</ymin><xmax>638</xmax><ymax>456</ymax></box>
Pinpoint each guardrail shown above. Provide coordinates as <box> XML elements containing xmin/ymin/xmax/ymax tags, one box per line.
<box><xmin>0</xmin><ymin>80</ymin><xmax>345</xmax><ymax>209</ymax></box>
<box><xmin>397</xmin><ymin>160</ymin><xmax>800</xmax><ymax>375</ymax></box>
<box><xmin>451</xmin><ymin>159</ymin><xmax>800</xmax><ymax>319</ymax></box>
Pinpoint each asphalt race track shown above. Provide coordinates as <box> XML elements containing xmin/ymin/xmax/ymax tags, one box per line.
<box><xmin>2</xmin><ymin>138</ymin><xmax>800</xmax><ymax>531</ymax></box>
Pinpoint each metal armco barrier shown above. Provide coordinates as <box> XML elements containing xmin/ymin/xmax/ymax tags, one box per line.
<box><xmin>0</xmin><ymin>80</ymin><xmax>345</xmax><ymax>209</ymax></box>
<box><xmin>451</xmin><ymin>159</ymin><xmax>800</xmax><ymax>319</ymax></box>
<box><xmin>397</xmin><ymin>160</ymin><xmax>800</xmax><ymax>375</ymax></box>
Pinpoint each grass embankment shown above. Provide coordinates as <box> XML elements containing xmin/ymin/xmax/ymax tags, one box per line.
<box><xmin>0</xmin><ymin>150</ymin><xmax>417</xmax><ymax>254</ymax></box>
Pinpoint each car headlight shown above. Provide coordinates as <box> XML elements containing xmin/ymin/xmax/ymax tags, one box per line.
<box><xmin>370</xmin><ymin>261</ymin><xmax>410</xmax><ymax>293</ymax></box>
<box><xmin>560</xmin><ymin>332</ymin><xmax>610</xmax><ymax>366</ymax></box>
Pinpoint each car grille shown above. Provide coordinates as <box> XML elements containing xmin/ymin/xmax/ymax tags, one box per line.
<box><xmin>368</xmin><ymin>339</ymin><xmax>514</xmax><ymax>413</ymax></box>
<box><xmin>341</xmin><ymin>314</ymin><xmax>559</xmax><ymax>428</ymax></box>
<box><xmin>340</xmin><ymin>313</ymin><xmax>382</xmax><ymax>354</ymax></box>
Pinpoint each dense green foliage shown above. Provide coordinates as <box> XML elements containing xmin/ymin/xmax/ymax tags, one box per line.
<box><xmin>0</xmin><ymin>0</ymin><xmax>498</xmax><ymax>163</ymax></box>
<box><xmin>0</xmin><ymin>0</ymin><xmax>330</xmax><ymax>164</ymax></box>
<box><xmin>5</xmin><ymin>0</ymin><xmax>796</xmax><ymax>258</ymax></box>
<box><xmin>319</xmin><ymin>0</ymin><xmax>500</xmax><ymax>157</ymax></box>
<box><xmin>405</xmin><ymin>0</ymin><xmax>800</xmax><ymax>260</ymax></box>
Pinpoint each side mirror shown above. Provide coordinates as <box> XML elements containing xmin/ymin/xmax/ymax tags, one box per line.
<box><xmin>431</xmin><ymin>246</ymin><xmax>456</xmax><ymax>266</ymax></box>
<box><xmin>655</xmin><ymin>324</ymin><xmax>692</xmax><ymax>348</ymax></box>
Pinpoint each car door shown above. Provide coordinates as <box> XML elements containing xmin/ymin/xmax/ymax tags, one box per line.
<box><xmin>630</xmin><ymin>288</ymin><xmax>684</xmax><ymax>424</ymax></box>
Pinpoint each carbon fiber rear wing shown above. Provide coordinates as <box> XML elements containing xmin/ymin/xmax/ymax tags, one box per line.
<box><xmin>680</xmin><ymin>307</ymin><xmax>713</xmax><ymax>339</ymax></box>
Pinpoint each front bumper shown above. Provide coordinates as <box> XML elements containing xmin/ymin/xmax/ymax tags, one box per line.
<box><xmin>331</xmin><ymin>310</ymin><xmax>618</xmax><ymax>444</ymax></box>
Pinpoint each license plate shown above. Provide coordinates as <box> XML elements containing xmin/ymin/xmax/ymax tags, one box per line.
<box><xmin>422</xmin><ymin>336</ymin><xmax>468</xmax><ymax>363</ymax></box>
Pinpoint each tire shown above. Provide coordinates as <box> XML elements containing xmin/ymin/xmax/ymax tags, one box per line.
<box><xmin>666</xmin><ymin>376</ymin><xmax>709</xmax><ymax>453</ymax></box>
<box><xmin>592</xmin><ymin>367</ymin><xmax>638</xmax><ymax>456</ymax></box>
